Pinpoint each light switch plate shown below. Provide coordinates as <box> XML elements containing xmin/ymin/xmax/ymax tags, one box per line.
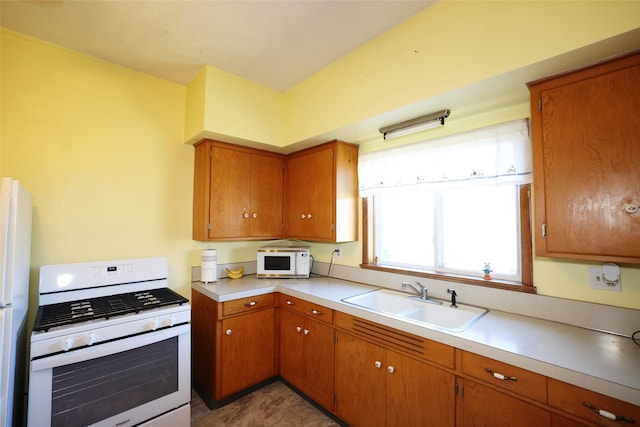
<box><xmin>589</xmin><ymin>267</ymin><xmax>621</xmax><ymax>291</ymax></box>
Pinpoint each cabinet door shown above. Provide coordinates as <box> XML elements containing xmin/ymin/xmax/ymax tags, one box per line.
<box><xmin>385</xmin><ymin>349</ymin><xmax>455</xmax><ymax>427</ymax></box>
<box><xmin>335</xmin><ymin>332</ymin><xmax>385</xmax><ymax>427</ymax></box>
<box><xmin>287</xmin><ymin>146</ymin><xmax>334</xmax><ymax>240</ymax></box>
<box><xmin>250</xmin><ymin>153</ymin><xmax>284</xmax><ymax>238</ymax></box>
<box><xmin>460</xmin><ymin>378</ymin><xmax>551</xmax><ymax>427</ymax></box>
<box><xmin>220</xmin><ymin>308</ymin><xmax>275</xmax><ymax>397</ymax></box>
<box><xmin>302</xmin><ymin>318</ymin><xmax>335</xmax><ymax>411</ymax></box>
<box><xmin>210</xmin><ymin>146</ymin><xmax>252</xmax><ymax>239</ymax></box>
<box><xmin>278</xmin><ymin>309</ymin><xmax>304</xmax><ymax>390</ymax></box>
<box><xmin>531</xmin><ymin>54</ymin><xmax>640</xmax><ymax>262</ymax></box>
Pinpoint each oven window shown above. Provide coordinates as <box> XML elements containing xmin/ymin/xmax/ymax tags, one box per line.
<box><xmin>264</xmin><ymin>255</ymin><xmax>291</xmax><ymax>271</ymax></box>
<box><xmin>51</xmin><ymin>337</ymin><xmax>178</xmax><ymax>427</ymax></box>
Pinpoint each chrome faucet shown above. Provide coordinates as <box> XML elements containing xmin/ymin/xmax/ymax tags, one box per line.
<box><xmin>402</xmin><ymin>281</ymin><xmax>428</xmax><ymax>300</ymax></box>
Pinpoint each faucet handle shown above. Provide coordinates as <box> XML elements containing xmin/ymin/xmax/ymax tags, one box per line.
<box><xmin>447</xmin><ymin>288</ymin><xmax>458</xmax><ymax>308</ymax></box>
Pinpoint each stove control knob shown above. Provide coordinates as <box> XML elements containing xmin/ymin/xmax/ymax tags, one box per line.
<box><xmin>83</xmin><ymin>333</ymin><xmax>96</xmax><ymax>346</ymax></box>
<box><xmin>167</xmin><ymin>315</ymin><xmax>176</xmax><ymax>327</ymax></box>
<box><xmin>60</xmin><ymin>337</ymin><xmax>73</xmax><ymax>352</ymax></box>
<box><xmin>151</xmin><ymin>319</ymin><xmax>159</xmax><ymax>331</ymax></box>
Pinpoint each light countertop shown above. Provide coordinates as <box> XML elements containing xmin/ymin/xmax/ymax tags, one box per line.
<box><xmin>192</xmin><ymin>274</ymin><xmax>640</xmax><ymax>406</ymax></box>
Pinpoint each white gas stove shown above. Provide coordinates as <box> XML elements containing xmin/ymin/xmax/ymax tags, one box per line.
<box><xmin>28</xmin><ymin>257</ymin><xmax>191</xmax><ymax>427</ymax></box>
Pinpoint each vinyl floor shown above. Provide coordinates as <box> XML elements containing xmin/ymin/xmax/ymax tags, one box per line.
<box><xmin>190</xmin><ymin>381</ymin><xmax>341</xmax><ymax>427</ymax></box>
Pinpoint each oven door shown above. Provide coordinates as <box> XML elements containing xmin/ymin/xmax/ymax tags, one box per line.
<box><xmin>27</xmin><ymin>324</ymin><xmax>190</xmax><ymax>427</ymax></box>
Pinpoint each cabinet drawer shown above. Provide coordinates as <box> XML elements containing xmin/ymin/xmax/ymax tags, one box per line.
<box><xmin>461</xmin><ymin>351</ymin><xmax>547</xmax><ymax>403</ymax></box>
<box><xmin>278</xmin><ymin>294</ymin><xmax>333</xmax><ymax>324</ymax></box>
<box><xmin>548</xmin><ymin>378</ymin><xmax>640</xmax><ymax>426</ymax></box>
<box><xmin>221</xmin><ymin>293</ymin><xmax>274</xmax><ymax>317</ymax></box>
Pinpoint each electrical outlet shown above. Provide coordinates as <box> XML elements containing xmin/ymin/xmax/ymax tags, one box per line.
<box><xmin>589</xmin><ymin>266</ymin><xmax>621</xmax><ymax>291</ymax></box>
<box><xmin>334</xmin><ymin>246</ymin><xmax>342</xmax><ymax>258</ymax></box>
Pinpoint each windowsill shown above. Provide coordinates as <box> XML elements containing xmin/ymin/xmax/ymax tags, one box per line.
<box><xmin>359</xmin><ymin>263</ymin><xmax>537</xmax><ymax>294</ymax></box>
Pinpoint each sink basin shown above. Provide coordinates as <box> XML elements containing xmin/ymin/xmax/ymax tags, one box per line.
<box><xmin>341</xmin><ymin>288</ymin><xmax>487</xmax><ymax>332</ymax></box>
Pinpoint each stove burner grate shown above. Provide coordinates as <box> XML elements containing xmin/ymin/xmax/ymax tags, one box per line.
<box><xmin>33</xmin><ymin>288</ymin><xmax>188</xmax><ymax>331</ymax></box>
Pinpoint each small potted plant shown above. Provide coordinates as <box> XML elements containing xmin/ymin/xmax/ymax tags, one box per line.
<box><xmin>483</xmin><ymin>262</ymin><xmax>492</xmax><ymax>280</ymax></box>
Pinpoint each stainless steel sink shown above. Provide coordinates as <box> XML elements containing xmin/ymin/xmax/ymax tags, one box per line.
<box><xmin>341</xmin><ymin>288</ymin><xmax>487</xmax><ymax>332</ymax></box>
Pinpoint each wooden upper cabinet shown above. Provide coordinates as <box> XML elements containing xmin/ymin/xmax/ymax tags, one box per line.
<box><xmin>527</xmin><ymin>51</ymin><xmax>640</xmax><ymax>263</ymax></box>
<box><xmin>193</xmin><ymin>140</ymin><xmax>285</xmax><ymax>241</ymax></box>
<box><xmin>285</xmin><ymin>140</ymin><xmax>359</xmax><ymax>242</ymax></box>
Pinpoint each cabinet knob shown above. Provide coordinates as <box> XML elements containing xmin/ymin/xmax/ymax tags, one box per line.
<box><xmin>387</xmin><ymin>366</ymin><xmax>395</xmax><ymax>374</ymax></box>
<box><xmin>244</xmin><ymin>301</ymin><xmax>258</xmax><ymax>307</ymax></box>
<box><xmin>625</xmin><ymin>203</ymin><xmax>639</xmax><ymax>214</ymax></box>
<box><xmin>296</xmin><ymin>326</ymin><xmax>302</xmax><ymax>333</ymax></box>
<box><xmin>252</xmin><ymin>213</ymin><xmax>258</xmax><ymax>218</ymax></box>
<box><xmin>243</xmin><ymin>213</ymin><xmax>249</xmax><ymax>218</ymax></box>
<box><xmin>303</xmin><ymin>329</ymin><xmax>310</xmax><ymax>335</ymax></box>
<box><xmin>307</xmin><ymin>213</ymin><xmax>312</xmax><ymax>219</ymax></box>
<box><xmin>226</xmin><ymin>329</ymin><xmax>232</xmax><ymax>335</ymax></box>
<box><xmin>301</xmin><ymin>214</ymin><xmax>306</xmax><ymax>219</ymax></box>
<box><xmin>286</xmin><ymin>300</ymin><xmax>296</xmax><ymax>306</ymax></box>
<box><xmin>311</xmin><ymin>309</ymin><xmax>323</xmax><ymax>316</ymax></box>
<box><xmin>374</xmin><ymin>361</ymin><xmax>382</xmax><ymax>369</ymax></box>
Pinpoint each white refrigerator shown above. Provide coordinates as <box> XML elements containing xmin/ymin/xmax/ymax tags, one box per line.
<box><xmin>0</xmin><ymin>178</ymin><xmax>32</xmax><ymax>427</ymax></box>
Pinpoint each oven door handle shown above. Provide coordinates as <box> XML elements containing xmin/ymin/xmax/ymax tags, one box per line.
<box><xmin>31</xmin><ymin>324</ymin><xmax>190</xmax><ymax>371</ymax></box>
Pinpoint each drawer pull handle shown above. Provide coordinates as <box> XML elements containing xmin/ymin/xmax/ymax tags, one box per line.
<box><xmin>244</xmin><ymin>301</ymin><xmax>258</xmax><ymax>307</ymax></box>
<box><xmin>583</xmin><ymin>401</ymin><xmax>635</xmax><ymax>423</ymax></box>
<box><xmin>485</xmin><ymin>368</ymin><xmax>517</xmax><ymax>381</ymax></box>
<box><xmin>311</xmin><ymin>309</ymin><xmax>323</xmax><ymax>315</ymax></box>
<box><xmin>286</xmin><ymin>300</ymin><xmax>296</xmax><ymax>306</ymax></box>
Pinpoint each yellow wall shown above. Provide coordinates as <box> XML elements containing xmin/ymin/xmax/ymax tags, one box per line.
<box><xmin>284</xmin><ymin>0</ymin><xmax>640</xmax><ymax>144</ymax></box>
<box><xmin>185</xmin><ymin>65</ymin><xmax>285</xmax><ymax>147</ymax></box>
<box><xmin>0</xmin><ymin>30</ymin><xmax>273</xmax><ymax>325</ymax></box>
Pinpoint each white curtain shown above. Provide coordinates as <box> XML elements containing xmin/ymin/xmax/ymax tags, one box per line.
<box><xmin>359</xmin><ymin>119</ymin><xmax>531</xmax><ymax>196</ymax></box>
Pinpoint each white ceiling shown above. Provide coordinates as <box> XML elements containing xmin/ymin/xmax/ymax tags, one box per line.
<box><xmin>1</xmin><ymin>0</ymin><xmax>435</xmax><ymax>91</ymax></box>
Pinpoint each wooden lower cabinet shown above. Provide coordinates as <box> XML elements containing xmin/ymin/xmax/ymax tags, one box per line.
<box><xmin>279</xmin><ymin>308</ymin><xmax>335</xmax><ymax>410</ymax></box>
<box><xmin>191</xmin><ymin>289</ymin><xmax>276</xmax><ymax>405</ymax></box>
<box><xmin>195</xmin><ymin>290</ymin><xmax>638</xmax><ymax>426</ymax></box>
<box><xmin>458</xmin><ymin>378</ymin><xmax>551</xmax><ymax>427</ymax></box>
<box><xmin>219</xmin><ymin>308</ymin><xmax>276</xmax><ymax>397</ymax></box>
<box><xmin>335</xmin><ymin>331</ymin><xmax>385</xmax><ymax>427</ymax></box>
<box><xmin>335</xmin><ymin>331</ymin><xmax>456</xmax><ymax>427</ymax></box>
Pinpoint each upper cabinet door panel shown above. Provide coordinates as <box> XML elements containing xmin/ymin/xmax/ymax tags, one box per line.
<box><xmin>529</xmin><ymin>52</ymin><xmax>640</xmax><ymax>263</ymax></box>
<box><xmin>286</xmin><ymin>146</ymin><xmax>334</xmax><ymax>240</ymax></box>
<box><xmin>210</xmin><ymin>146</ymin><xmax>252</xmax><ymax>239</ymax></box>
<box><xmin>250</xmin><ymin>153</ymin><xmax>284</xmax><ymax>238</ymax></box>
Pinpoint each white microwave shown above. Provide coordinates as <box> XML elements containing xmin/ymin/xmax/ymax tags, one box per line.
<box><xmin>257</xmin><ymin>246</ymin><xmax>311</xmax><ymax>278</ymax></box>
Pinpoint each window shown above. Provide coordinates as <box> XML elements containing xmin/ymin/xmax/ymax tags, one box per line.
<box><xmin>360</xmin><ymin>119</ymin><xmax>534</xmax><ymax>292</ymax></box>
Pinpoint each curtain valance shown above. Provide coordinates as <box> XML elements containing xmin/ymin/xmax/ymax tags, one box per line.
<box><xmin>359</xmin><ymin>119</ymin><xmax>531</xmax><ymax>196</ymax></box>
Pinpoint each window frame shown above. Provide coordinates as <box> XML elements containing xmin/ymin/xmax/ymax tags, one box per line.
<box><xmin>360</xmin><ymin>184</ymin><xmax>535</xmax><ymax>293</ymax></box>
